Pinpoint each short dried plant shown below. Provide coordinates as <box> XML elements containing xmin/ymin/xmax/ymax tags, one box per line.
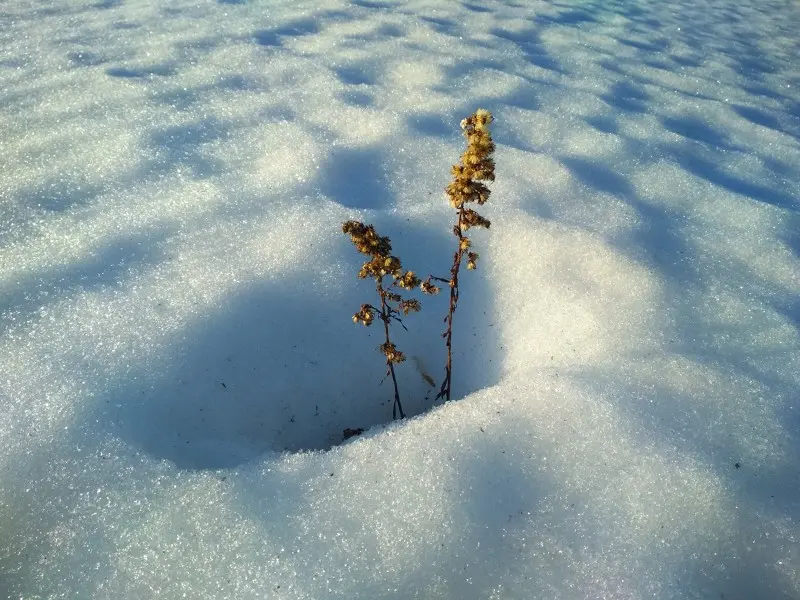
<box><xmin>342</xmin><ymin>220</ymin><xmax>427</xmax><ymax>419</ymax></box>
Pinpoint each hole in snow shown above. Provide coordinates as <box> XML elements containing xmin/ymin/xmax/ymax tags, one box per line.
<box><xmin>94</xmin><ymin>224</ymin><xmax>500</xmax><ymax>468</ymax></box>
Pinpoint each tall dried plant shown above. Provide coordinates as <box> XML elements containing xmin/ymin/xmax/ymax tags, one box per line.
<box><xmin>425</xmin><ymin>109</ymin><xmax>495</xmax><ymax>402</ymax></box>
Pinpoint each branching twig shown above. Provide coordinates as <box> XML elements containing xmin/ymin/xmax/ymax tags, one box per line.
<box><xmin>343</xmin><ymin>221</ymin><xmax>423</xmax><ymax>420</ymax></box>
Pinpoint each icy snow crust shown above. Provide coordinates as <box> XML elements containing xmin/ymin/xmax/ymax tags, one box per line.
<box><xmin>1</xmin><ymin>0</ymin><xmax>799</xmax><ymax>597</ymax></box>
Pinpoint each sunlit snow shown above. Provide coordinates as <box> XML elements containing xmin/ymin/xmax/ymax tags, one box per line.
<box><xmin>1</xmin><ymin>0</ymin><xmax>799</xmax><ymax>598</ymax></box>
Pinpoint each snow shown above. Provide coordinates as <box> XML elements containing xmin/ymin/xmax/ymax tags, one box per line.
<box><xmin>1</xmin><ymin>0</ymin><xmax>799</xmax><ymax>597</ymax></box>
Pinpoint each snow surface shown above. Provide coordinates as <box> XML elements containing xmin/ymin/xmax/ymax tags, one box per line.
<box><xmin>1</xmin><ymin>0</ymin><xmax>799</xmax><ymax>597</ymax></box>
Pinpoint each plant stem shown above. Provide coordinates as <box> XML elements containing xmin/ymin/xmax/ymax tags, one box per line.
<box><xmin>437</xmin><ymin>206</ymin><xmax>466</xmax><ymax>402</ymax></box>
<box><xmin>378</xmin><ymin>280</ymin><xmax>405</xmax><ymax>419</ymax></box>
<box><xmin>388</xmin><ymin>362</ymin><xmax>403</xmax><ymax>420</ymax></box>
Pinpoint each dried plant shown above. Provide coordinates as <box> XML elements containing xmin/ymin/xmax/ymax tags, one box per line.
<box><xmin>425</xmin><ymin>109</ymin><xmax>495</xmax><ymax>402</ymax></box>
<box><xmin>342</xmin><ymin>220</ymin><xmax>423</xmax><ymax>419</ymax></box>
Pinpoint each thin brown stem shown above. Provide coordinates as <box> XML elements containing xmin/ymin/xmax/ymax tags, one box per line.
<box><xmin>436</xmin><ymin>206</ymin><xmax>466</xmax><ymax>402</ymax></box>
<box><xmin>378</xmin><ymin>280</ymin><xmax>405</xmax><ymax>419</ymax></box>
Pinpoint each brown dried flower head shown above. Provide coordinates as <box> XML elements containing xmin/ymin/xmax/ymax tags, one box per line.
<box><xmin>421</xmin><ymin>278</ymin><xmax>440</xmax><ymax>295</ymax></box>
<box><xmin>342</xmin><ymin>220</ymin><xmax>392</xmax><ymax>258</ymax></box>
<box><xmin>380</xmin><ymin>341</ymin><xmax>405</xmax><ymax>364</ymax></box>
<box><xmin>446</xmin><ymin>109</ymin><xmax>495</xmax><ymax>210</ymax></box>
<box><xmin>398</xmin><ymin>298</ymin><xmax>421</xmax><ymax>316</ymax></box>
<box><xmin>461</xmin><ymin>208</ymin><xmax>491</xmax><ymax>231</ymax></box>
<box><xmin>353</xmin><ymin>304</ymin><xmax>375</xmax><ymax>326</ymax></box>
<box><xmin>395</xmin><ymin>270</ymin><xmax>421</xmax><ymax>290</ymax></box>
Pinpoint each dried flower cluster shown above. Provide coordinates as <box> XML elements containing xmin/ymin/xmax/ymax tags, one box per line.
<box><xmin>343</xmin><ymin>220</ymin><xmax>429</xmax><ymax>419</ymax></box>
<box><xmin>446</xmin><ymin>110</ymin><xmax>495</xmax><ymax>210</ymax></box>
<box><xmin>434</xmin><ymin>109</ymin><xmax>495</xmax><ymax>402</ymax></box>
